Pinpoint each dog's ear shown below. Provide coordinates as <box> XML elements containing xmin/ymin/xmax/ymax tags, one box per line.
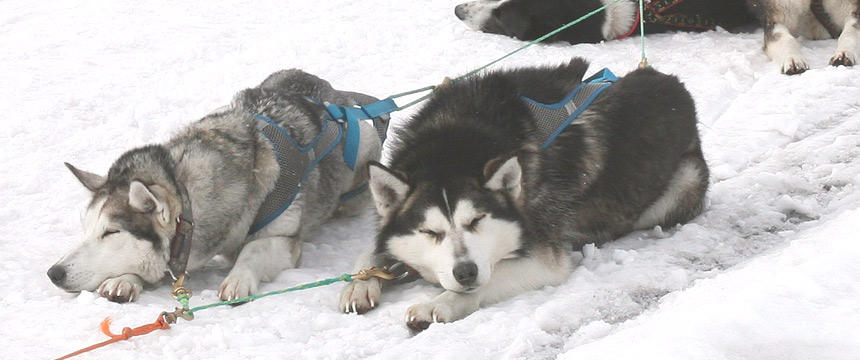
<box><xmin>483</xmin><ymin>155</ymin><xmax>522</xmax><ymax>199</ymax></box>
<box><xmin>368</xmin><ymin>162</ymin><xmax>409</xmax><ymax>217</ymax></box>
<box><xmin>65</xmin><ymin>162</ymin><xmax>106</xmax><ymax>192</ymax></box>
<box><xmin>129</xmin><ymin>181</ymin><xmax>163</xmax><ymax>214</ymax></box>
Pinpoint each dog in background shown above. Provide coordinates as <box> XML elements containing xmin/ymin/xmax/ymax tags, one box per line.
<box><xmin>454</xmin><ymin>0</ymin><xmax>755</xmax><ymax>44</ymax></box>
<box><xmin>747</xmin><ymin>0</ymin><xmax>860</xmax><ymax>74</ymax></box>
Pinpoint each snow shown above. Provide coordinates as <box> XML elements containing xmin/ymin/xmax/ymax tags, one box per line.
<box><xmin>1</xmin><ymin>0</ymin><xmax>859</xmax><ymax>359</ymax></box>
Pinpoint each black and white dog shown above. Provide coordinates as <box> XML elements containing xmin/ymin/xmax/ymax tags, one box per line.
<box><xmin>746</xmin><ymin>0</ymin><xmax>860</xmax><ymax>74</ymax></box>
<box><xmin>454</xmin><ymin>0</ymin><xmax>755</xmax><ymax>43</ymax></box>
<box><xmin>339</xmin><ymin>58</ymin><xmax>709</xmax><ymax>331</ymax></box>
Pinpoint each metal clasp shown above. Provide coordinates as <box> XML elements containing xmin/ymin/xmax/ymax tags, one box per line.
<box><xmin>351</xmin><ymin>263</ymin><xmax>411</xmax><ymax>281</ymax></box>
<box><xmin>160</xmin><ymin>307</ymin><xmax>195</xmax><ymax>324</ymax></box>
<box><xmin>171</xmin><ymin>274</ymin><xmax>192</xmax><ymax>298</ymax></box>
<box><xmin>351</xmin><ymin>267</ymin><xmax>396</xmax><ymax>281</ymax></box>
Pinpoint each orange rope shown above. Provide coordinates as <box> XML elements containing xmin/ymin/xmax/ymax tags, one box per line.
<box><xmin>55</xmin><ymin>316</ymin><xmax>170</xmax><ymax>360</ymax></box>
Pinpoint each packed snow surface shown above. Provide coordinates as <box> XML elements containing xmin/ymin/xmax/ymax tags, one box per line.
<box><xmin>1</xmin><ymin>1</ymin><xmax>859</xmax><ymax>359</ymax></box>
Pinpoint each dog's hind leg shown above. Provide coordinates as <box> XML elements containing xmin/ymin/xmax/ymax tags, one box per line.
<box><xmin>830</xmin><ymin>9</ymin><xmax>860</xmax><ymax>66</ymax></box>
<box><xmin>219</xmin><ymin>236</ymin><xmax>302</xmax><ymax>301</ymax></box>
<box><xmin>634</xmin><ymin>143</ymin><xmax>709</xmax><ymax>230</ymax></box>
<box><xmin>765</xmin><ymin>22</ymin><xmax>810</xmax><ymax>74</ymax></box>
<box><xmin>405</xmin><ymin>246</ymin><xmax>572</xmax><ymax>332</ymax></box>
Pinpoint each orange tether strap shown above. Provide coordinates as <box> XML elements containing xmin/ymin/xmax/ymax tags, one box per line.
<box><xmin>55</xmin><ymin>316</ymin><xmax>170</xmax><ymax>360</ymax></box>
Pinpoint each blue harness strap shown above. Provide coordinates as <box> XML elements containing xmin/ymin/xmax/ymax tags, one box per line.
<box><xmin>521</xmin><ymin>68</ymin><xmax>617</xmax><ymax>149</ymax></box>
<box><xmin>249</xmin><ymin>96</ymin><xmax>395</xmax><ymax>234</ymax></box>
<box><xmin>322</xmin><ymin>98</ymin><xmax>397</xmax><ymax>170</ymax></box>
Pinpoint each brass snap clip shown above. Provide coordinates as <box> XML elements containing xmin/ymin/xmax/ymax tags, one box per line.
<box><xmin>171</xmin><ymin>274</ymin><xmax>192</xmax><ymax>299</ymax></box>
<box><xmin>160</xmin><ymin>307</ymin><xmax>195</xmax><ymax>324</ymax></box>
<box><xmin>351</xmin><ymin>266</ymin><xmax>396</xmax><ymax>281</ymax></box>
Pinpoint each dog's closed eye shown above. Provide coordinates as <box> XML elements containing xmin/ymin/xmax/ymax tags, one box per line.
<box><xmin>102</xmin><ymin>229</ymin><xmax>120</xmax><ymax>238</ymax></box>
<box><xmin>419</xmin><ymin>229</ymin><xmax>438</xmax><ymax>237</ymax></box>
<box><xmin>466</xmin><ymin>214</ymin><xmax>486</xmax><ymax>231</ymax></box>
<box><xmin>419</xmin><ymin>229</ymin><xmax>445</xmax><ymax>243</ymax></box>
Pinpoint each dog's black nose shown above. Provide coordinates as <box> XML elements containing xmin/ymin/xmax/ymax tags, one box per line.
<box><xmin>453</xmin><ymin>262</ymin><xmax>478</xmax><ymax>286</ymax></box>
<box><xmin>454</xmin><ymin>4</ymin><xmax>467</xmax><ymax>20</ymax></box>
<box><xmin>47</xmin><ymin>265</ymin><xmax>66</xmax><ymax>285</ymax></box>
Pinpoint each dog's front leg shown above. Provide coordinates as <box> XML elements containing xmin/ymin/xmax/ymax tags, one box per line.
<box><xmin>405</xmin><ymin>249</ymin><xmax>572</xmax><ymax>332</ymax></box>
<box><xmin>97</xmin><ymin>273</ymin><xmax>144</xmax><ymax>303</ymax></box>
<box><xmin>765</xmin><ymin>22</ymin><xmax>809</xmax><ymax>74</ymax></box>
<box><xmin>339</xmin><ymin>248</ymin><xmax>384</xmax><ymax>314</ymax></box>
<box><xmin>219</xmin><ymin>236</ymin><xmax>301</xmax><ymax>301</ymax></box>
<box><xmin>831</xmin><ymin>15</ymin><xmax>859</xmax><ymax>66</ymax></box>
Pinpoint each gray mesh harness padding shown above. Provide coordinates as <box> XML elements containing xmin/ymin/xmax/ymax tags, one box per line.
<box><xmin>522</xmin><ymin>73</ymin><xmax>615</xmax><ymax>149</ymax></box>
<box><xmin>249</xmin><ymin>115</ymin><xmax>342</xmax><ymax>234</ymax></box>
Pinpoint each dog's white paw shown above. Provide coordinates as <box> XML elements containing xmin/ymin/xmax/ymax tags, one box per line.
<box><xmin>219</xmin><ymin>268</ymin><xmax>259</xmax><ymax>301</ymax></box>
<box><xmin>406</xmin><ymin>300</ymin><xmax>454</xmax><ymax>332</ymax></box>
<box><xmin>97</xmin><ymin>274</ymin><xmax>143</xmax><ymax>303</ymax></box>
<box><xmin>781</xmin><ymin>57</ymin><xmax>809</xmax><ymax>75</ymax></box>
<box><xmin>339</xmin><ymin>278</ymin><xmax>381</xmax><ymax>314</ymax></box>
<box><xmin>830</xmin><ymin>51</ymin><xmax>856</xmax><ymax>67</ymax></box>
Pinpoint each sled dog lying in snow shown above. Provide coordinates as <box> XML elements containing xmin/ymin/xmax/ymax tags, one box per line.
<box><xmin>340</xmin><ymin>58</ymin><xmax>709</xmax><ymax>331</ymax></box>
<box><xmin>454</xmin><ymin>0</ymin><xmax>754</xmax><ymax>44</ymax></box>
<box><xmin>48</xmin><ymin>70</ymin><xmax>382</xmax><ymax>302</ymax></box>
<box><xmin>746</xmin><ymin>0</ymin><xmax>860</xmax><ymax>74</ymax></box>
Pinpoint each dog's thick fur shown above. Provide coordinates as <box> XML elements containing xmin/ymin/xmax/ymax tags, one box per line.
<box><xmin>747</xmin><ymin>0</ymin><xmax>860</xmax><ymax>74</ymax></box>
<box><xmin>48</xmin><ymin>70</ymin><xmax>381</xmax><ymax>302</ymax></box>
<box><xmin>454</xmin><ymin>0</ymin><xmax>754</xmax><ymax>44</ymax></box>
<box><xmin>340</xmin><ymin>58</ymin><xmax>709</xmax><ymax>331</ymax></box>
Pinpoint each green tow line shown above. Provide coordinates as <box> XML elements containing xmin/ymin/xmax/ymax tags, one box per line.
<box><xmin>163</xmin><ymin>268</ymin><xmax>394</xmax><ymax>323</ymax></box>
<box><xmin>389</xmin><ymin>0</ymin><xmax>642</xmax><ymax>111</ymax></box>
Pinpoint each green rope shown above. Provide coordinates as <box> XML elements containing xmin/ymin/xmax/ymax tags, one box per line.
<box><xmin>181</xmin><ymin>274</ymin><xmax>354</xmax><ymax>314</ymax></box>
<box><xmin>389</xmin><ymin>0</ymin><xmax>626</xmax><ymax>111</ymax></box>
<box><xmin>176</xmin><ymin>293</ymin><xmax>191</xmax><ymax>310</ymax></box>
<box><xmin>454</xmin><ymin>0</ymin><xmax>625</xmax><ymax>81</ymax></box>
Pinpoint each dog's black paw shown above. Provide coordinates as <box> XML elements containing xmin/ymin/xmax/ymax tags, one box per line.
<box><xmin>830</xmin><ymin>51</ymin><xmax>856</xmax><ymax>67</ymax></box>
<box><xmin>782</xmin><ymin>61</ymin><xmax>808</xmax><ymax>75</ymax></box>
<box><xmin>406</xmin><ymin>318</ymin><xmax>432</xmax><ymax>334</ymax></box>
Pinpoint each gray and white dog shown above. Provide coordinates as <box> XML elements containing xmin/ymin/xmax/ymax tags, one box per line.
<box><xmin>747</xmin><ymin>0</ymin><xmax>860</xmax><ymax>74</ymax></box>
<box><xmin>48</xmin><ymin>70</ymin><xmax>381</xmax><ymax>302</ymax></box>
<box><xmin>340</xmin><ymin>58</ymin><xmax>708</xmax><ymax>331</ymax></box>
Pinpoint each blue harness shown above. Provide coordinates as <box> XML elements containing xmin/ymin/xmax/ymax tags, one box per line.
<box><xmin>249</xmin><ymin>68</ymin><xmax>616</xmax><ymax>234</ymax></box>
<box><xmin>249</xmin><ymin>98</ymin><xmax>394</xmax><ymax>234</ymax></box>
<box><xmin>522</xmin><ymin>68</ymin><xmax>617</xmax><ymax>149</ymax></box>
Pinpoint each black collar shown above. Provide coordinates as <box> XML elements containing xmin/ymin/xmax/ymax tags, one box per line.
<box><xmin>167</xmin><ymin>180</ymin><xmax>194</xmax><ymax>280</ymax></box>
